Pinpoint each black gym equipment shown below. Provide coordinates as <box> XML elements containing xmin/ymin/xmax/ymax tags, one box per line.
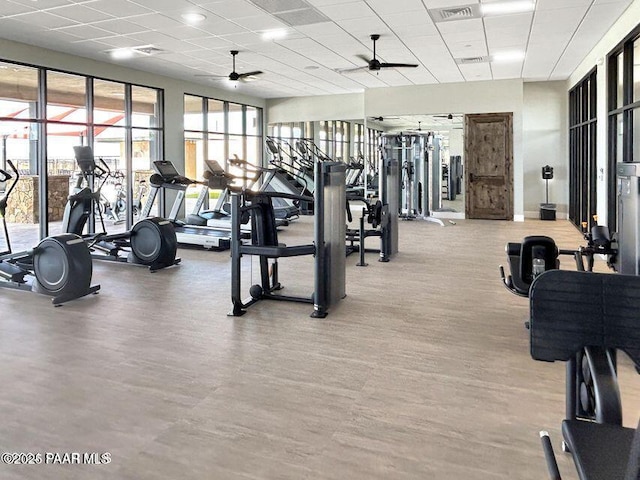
<box><xmin>142</xmin><ymin>159</ymin><xmax>238</xmax><ymax>250</ymax></box>
<box><xmin>528</xmin><ymin>270</ymin><xmax>640</xmax><ymax>480</ymax></box>
<box><xmin>540</xmin><ymin>165</ymin><xmax>556</xmax><ymax>221</ymax></box>
<box><xmin>230</xmin><ymin>161</ymin><xmax>346</xmax><ymax>318</ymax></box>
<box><xmin>63</xmin><ymin>146</ymin><xmax>180</xmax><ymax>272</ymax></box>
<box><xmin>0</xmin><ymin>160</ymin><xmax>99</xmax><ymax>305</ymax></box>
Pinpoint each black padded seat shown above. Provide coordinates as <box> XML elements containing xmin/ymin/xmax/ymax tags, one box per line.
<box><xmin>562</xmin><ymin>420</ymin><xmax>636</xmax><ymax>480</ymax></box>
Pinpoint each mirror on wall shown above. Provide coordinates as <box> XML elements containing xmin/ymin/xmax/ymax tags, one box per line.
<box><xmin>365</xmin><ymin>114</ymin><xmax>465</xmax><ymax>219</ymax></box>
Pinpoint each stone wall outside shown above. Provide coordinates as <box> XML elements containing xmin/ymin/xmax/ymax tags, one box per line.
<box><xmin>5</xmin><ymin>175</ymin><xmax>70</xmax><ymax>224</ymax></box>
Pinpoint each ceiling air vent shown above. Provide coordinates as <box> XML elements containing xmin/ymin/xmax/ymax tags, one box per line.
<box><xmin>455</xmin><ymin>56</ymin><xmax>489</xmax><ymax>64</ymax></box>
<box><xmin>248</xmin><ymin>0</ymin><xmax>330</xmax><ymax>26</ymax></box>
<box><xmin>428</xmin><ymin>4</ymin><xmax>481</xmax><ymax>23</ymax></box>
<box><xmin>133</xmin><ymin>46</ymin><xmax>164</xmax><ymax>56</ymax></box>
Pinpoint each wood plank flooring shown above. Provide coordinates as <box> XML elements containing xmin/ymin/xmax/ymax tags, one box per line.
<box><xmin>1</xmin><ymin>217</ymin><xmax>638</xmax><ymax>480</ymax></box>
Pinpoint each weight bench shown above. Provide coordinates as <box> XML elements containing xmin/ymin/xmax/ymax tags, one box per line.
<box><xmin>529</xmin><ymin>269</ymin><xmax>640</xmax><ymax>480</ymax></box>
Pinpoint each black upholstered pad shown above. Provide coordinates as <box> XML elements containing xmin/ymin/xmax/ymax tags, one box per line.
<box><xmin>562</xmin><ymin>420</ymin><xmax>636</xmax><ymax>480</ymax></box>
<box><xmin>529</xmin><ymin>270</ymin><xmax>640</xmax><ymax>366</ymax></box>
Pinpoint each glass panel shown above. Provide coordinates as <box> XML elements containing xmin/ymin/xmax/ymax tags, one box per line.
<box><xmin>91</xmin><ymin>126</ymin><xmax>126</xmax><ymax>234</ymax></box>
<box><xmin>228</xmin><ymin>103</ymin><xmax>243</xmax><ymax>135</ymax></box>
<box><xmin>184</xmin><ymin>95</ymin><xmax>203</xmax><ymax>132</ymax></box>
<box><xmin>246</xmin><ymin>106</ymin><xmax>259</xmax><ymax>135</ymax></box>
<box><xmin>617</xmin><ymin>53</ymin><xmax>625</xmax><ymax>109</ymax></box>
<box><xmin>228</xmin><ymin>134</ymin><xmax>244</xmax><ymax>162</ymax></box>
<box><xmin>133</xmin><ymin>128</ymin><xmax>161</xmax><ymax>219</ymax></box>
<box><xmin>184</xmin><ymin>131</ymin><xmax>204</xmax><ymax>215</ymax></box>
<box><xmin>47</xmin><ymin>71</ymin><xmax>86</xmax><ymax>123</ymax></box>
<box><xmin>208</xmin><ymin>133</ymin><xmax>225</xmax><ymax>163</ymax></box>
<box><xmin>634</xmin><ymin>38</ymin><xmax>640</xmax><ymax>102</ymax></box>
<box><xmin>207</xmin><ymin>99</ymin><xmax>224</xmax><ymax>133</ymax></box>
<box><xmin>616</xmin><ymin>113</ymin><xmax>624</xmax><ymax>163</ymax></box>
<box><xmin>246</xmin><ymin>136</ymin><xmax>260</xmax><ymax>166</ymax></box>
<box><xmin>132</xmin><ymin>85</ymin><xmax>161</xmax><ymax>128</ymax></box>
<box><xmin>0</xmin><ymin>121</ymin><xmax>39</xmax><ymax>251</ymax></box>
<box><xmin>634</xmin><ymin>109</ymin><xmax>640</xmax><ymax>163</ymax></box>
<box><xmin>93</xmin><ymin>79</ymin><xmax>125</xmax><ymax>125</ymax></box>
<box><xmin>0</xmin><ymin>62</ymin><xmax>39</xmax><ymax>120</ymax></box>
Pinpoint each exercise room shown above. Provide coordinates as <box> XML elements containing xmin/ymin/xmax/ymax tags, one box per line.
<box><xmin>0</xmin><ymin>0</ymin><xmax>639</xmax><ymax>479</ymax></box>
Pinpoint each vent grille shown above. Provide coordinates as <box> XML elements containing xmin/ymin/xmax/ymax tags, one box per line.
<box><xmin>455</xmin><ymin>56</ymin><xmax>489</xmax><ymax>64</ymax></box>
<box><xmin>248</xmin><ymin>0</ymin><xmax>330</xmax><ymax>26</ymax></box>
<box><xmin>133</xmin><ymin>46</ymin><xmax>164</xmax><ymax>56</ymax></box>
<box><xmin>428</xmin><ymin>4</ymin><xmax>481</xmax><ymax>23</ymax></box>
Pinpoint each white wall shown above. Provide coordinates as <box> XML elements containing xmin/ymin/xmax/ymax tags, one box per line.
<box><xmin>523</xmin><ymin>82</ymin><xmax>568</xmax><ymax>218</ymax></box>
<box><xmin>267</xmin><ymin>93</ymin><xmax>364</xmax><ymax>123</ymax></box>
<box><xmin>0</xmin><ymin>38</ymin><xmax>266</xmax><ymax>172</ymax></box>
<box><xmin>568</xmin><ymin>0</ymin><xmax>640</xmax><ymax>225</ymax></box>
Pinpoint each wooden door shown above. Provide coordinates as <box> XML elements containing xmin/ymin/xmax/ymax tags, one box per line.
<box><xmin>465</xmin><ymin>113</ymin><xmax>513</xmax><ymax>220</ymax></box>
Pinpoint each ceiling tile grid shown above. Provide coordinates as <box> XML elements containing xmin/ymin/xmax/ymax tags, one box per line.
<box><xmin>0</xmin><ymin>0</ymin><xmax>634</xmax><ymax>98</ymax></box>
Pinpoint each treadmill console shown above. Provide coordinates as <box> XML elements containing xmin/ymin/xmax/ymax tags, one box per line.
<box><xmin>153</xmin><ymin>160</ymin><xmax>181</xmax><ymax>180</ymax></box>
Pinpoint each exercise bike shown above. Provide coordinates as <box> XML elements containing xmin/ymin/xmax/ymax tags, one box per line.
<box><xmin>0</xmin><ymin>160</ymin><xmax>99</xmax><ymax>305</ymax></box>
<box><xmin>62</xmin><ymin>146</ymin><xmax>180</xmax><ymax>272</ymax></box>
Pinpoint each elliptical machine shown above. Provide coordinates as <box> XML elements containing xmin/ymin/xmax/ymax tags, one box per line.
<box><xmin>0</xmin><ymin>160</ymin><xmax>99</xmax><ymax>305</ymax></box>
<box><xmin>62</xmin><ymin>146</ymin><xmax>180</xmax><ymax>272</ymax></box>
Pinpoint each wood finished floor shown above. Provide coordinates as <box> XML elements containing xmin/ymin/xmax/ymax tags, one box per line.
<box><xmin>1</xmin><ymin>217</ymin><xmax>639</xmax><ymax>480</ymax></box>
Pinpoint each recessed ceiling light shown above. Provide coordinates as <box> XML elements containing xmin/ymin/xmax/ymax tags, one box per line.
<box><xmin>181</xmin><ymin>12</ymin><xmax>206</xmax><ymax>24</ymax></box>
<box><xmin>492</xmin><ymin>51</ymin><xmax>525</xmax><ymax>62</ymax></box>
<box><xmin>261</xmin><ymin>29</ymin><xmax>287</xmax><ymax>41</ymax></box>
<box><xmin>110</xmin><ymin>48</ymin><xmax>134</xmax><ymax>60</ymax></box>
<box><xmin>481</xmin><ymin>1</ymin><xmax>535</xmax><ymax>15</ymax></box>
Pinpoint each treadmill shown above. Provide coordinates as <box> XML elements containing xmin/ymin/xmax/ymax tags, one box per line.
<box><xmin>140</xmin><ymin>160</ymin><xmax>242</xmax><ymax>250</ymax></box>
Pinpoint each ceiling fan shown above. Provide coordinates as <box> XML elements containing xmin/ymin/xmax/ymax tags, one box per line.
<box><xmin>195</xmin><ymin>50</ymin><xmax>263</xmax><ymax>83</ymax></box>
<box><xmin>337</xmin><ymin>34</ymin><xmax>419</xmax><ymax>74</ymax></box>
<box><xmin>369</xmin><ymin>116</ymin><xmax>399</xmax><ymax>122</ymax></box>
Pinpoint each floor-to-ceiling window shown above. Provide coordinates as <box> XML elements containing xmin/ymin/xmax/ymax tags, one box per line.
<box><xmin>0</xmin><ymin>59</ymin><xmax>163</xmax><ymax>250</ymax></box>
<box><xmin>568</xmin><ymin>68</ymin><xmax>597</xmax><ymax>229</ymax></box>
<box><xmin>0</xmin><ymin>62</ymin><xmax>41</xmax><ymax>250</ymax></box>
<box><xmin>607</xmin><ymin>24</ymin><xmax>640</xmax><ymax>233</ymax></box>
<box><xmin>183</xmin><ymin>94</ymin><xmax>263</xmax><ymax>211</ymax></box>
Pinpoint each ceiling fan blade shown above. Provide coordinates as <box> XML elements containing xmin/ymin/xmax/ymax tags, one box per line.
<box><xmin>237</xmin><ymin>71</ymin><xmax>263</xmax><ymax>78</ymax></box>
<box><xmin>379</xmin><ymin>62</ymin><xmax>418</xmax><ymax>68</ymax></box>
<box><xmin>335</xmin><ymin>66</ymin><xmax>369</xmax><ymax>74</ymax></box>
<box><xmin>194</xmin><ymin>74</ymin><xmax>227</xmax><ymax>78</ymax></box>
<box><xmin>356</xmin><ymin>54</ymin><xmax>371</xmax><ymax>63</ymax></box>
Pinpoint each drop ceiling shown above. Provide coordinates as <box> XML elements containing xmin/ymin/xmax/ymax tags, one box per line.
<box><xmin>0</xmin><ymin>0</ymin><xmax>633</xmax><ymax>99</ymax></box>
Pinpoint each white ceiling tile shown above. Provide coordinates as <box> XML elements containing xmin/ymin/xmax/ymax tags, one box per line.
<box><xmin>422</xmin><ymin>0</ymin><xmax>479</xmax><ymax>7</ymax></box>
<box><xmin>458</xmin><ymin>62</ymin><xmax>492</xmax><ymax>80</ymax></box>
<box><xmin>232</xmin><ymin>14</ymin><xmax>288</xmax><ymax>31</ymax></box>
<box><xmin>183</xmin><ymin>37</ymin><xmax>230</xmax><ymax>51</ymax></box>
<box><xmin>366</xmin><ymin>0</ymin><xmax>426</xmax><ymax>15</ymax></box>
<box><xmin>536</xmin><ymin>0</ymin><xmax>591</xmax><ymax>9</ymax></box>
<box><xmin>87</xmin><ymin>0</ymin><xmax>153</xmax><ymax>17</ymax></box>
<box><xmin>316</xmin><ymin>1</ymin><xmax>374</xmax><ymax>20</ymax></box>
<box><xmin>437</xmin><ymin>17</ymin><xmax>484</xmax><ymax>36</ymax></box>
<box><xmin>0</xmin><ymin>0</ymin><xmax>38</xmax><ymax>16</ymax></box>
<box><xmin>47</xmin><ymin>4</ymin><xmax>115</xmax><ymax>23</ymax></box>
<box><xmin>491</xmin><ymin>61</ymin><xmax>523</xmax><ymax>79</ymax></box>
<box><xmin>11</xmin><ymin>0</ymin><xmax>74</xmax><ymax>8</ymax></box>
<box><xmin>199</xmin><ymin>0</ymin><xmax>267</xmax><ymax>19</ymax></box>
<box><xmin>92</xmin><ymin>19</ymin><xmax>149</xmax><ymax>35</ymax></box>
<box><xmin>199</xmin><ymin>19</ymin><xmax>250</xmax><ymax>36</ymax></box>
<box><xmin>126</xmin><ymin>13</ymin><xmax>183</xmax><ymax>29</ymax></box>
<box><xmin>15</xmin><ymin>11</ymin><xmax>77</xmax><ymax>29</ymax></box>
<box><xmin>130</xmin><ymin>0</ymin><xmax>197</xmax><ymax>12</ymax></box>
<box><xmin>55</xmin><ymin>24</ymin><xmax>113</xmax><ymax>38</ymax></box>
